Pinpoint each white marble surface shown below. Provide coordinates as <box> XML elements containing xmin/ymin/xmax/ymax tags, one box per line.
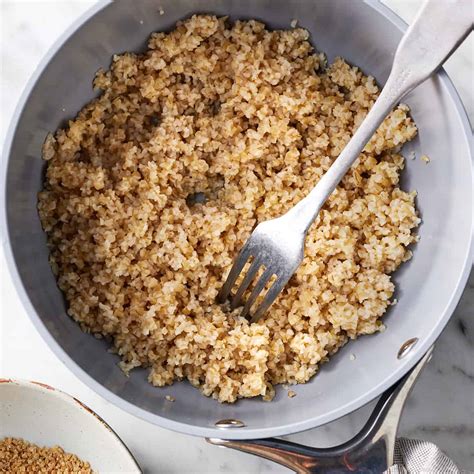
<box><xmin>1</xmin><ymin>1</ymin><xmax>473</xmax><ymax>472</ymax></box>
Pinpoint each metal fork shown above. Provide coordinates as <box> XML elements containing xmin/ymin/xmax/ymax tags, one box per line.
<box><xmin>218</xmin><ymin>0</ymin><xmax>472</xmax><ymax>322</ymax></box>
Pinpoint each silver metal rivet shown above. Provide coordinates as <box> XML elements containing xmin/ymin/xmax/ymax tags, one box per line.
<box><xmin>215</xmin><ymin>419</ymin><xmax>246</xmax><ymax>428</ymax></box>
<box><xmin>398</xmin><ymin>338</ymin><xmax>419</xmax><ymax>359</ymax></box>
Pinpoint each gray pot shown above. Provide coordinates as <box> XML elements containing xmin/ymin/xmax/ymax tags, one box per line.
<box><xmin>2</xmin><ymin>0</ymin><xmax>473</xmax><ymax>459</ymax></box>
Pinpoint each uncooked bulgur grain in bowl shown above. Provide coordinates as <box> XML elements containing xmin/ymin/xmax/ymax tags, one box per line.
<box><xmin>38</xmin><ymin>15</ymin><xmax>420</xmax><ymax>403</ymax></box>
<box><xmin>0</xmin><ymin>437</ymin><xmax>93</xmax><ymax>473</ymax></box>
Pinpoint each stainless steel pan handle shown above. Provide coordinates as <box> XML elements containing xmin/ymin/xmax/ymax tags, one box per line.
<box><xmin>207</xmin><ymin>347</ymin><xmax>434</xmax><ymax>473</ymax></box>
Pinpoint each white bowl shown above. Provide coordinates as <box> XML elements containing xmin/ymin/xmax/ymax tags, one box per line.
<box><xmin>0</xmin><ymin>379</ymin><xmax>141</xmax><ymax>473</ymax></box>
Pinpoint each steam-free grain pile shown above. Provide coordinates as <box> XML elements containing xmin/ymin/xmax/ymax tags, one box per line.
<box><xmin>38</xmin><ymin>16</ymin><xmax>419</xmax><ymax>402</ymax></box>
<box><xmin>0</xmin><ymin>438</ymin><xmax>93</xmax><ymax>473</ymax></box>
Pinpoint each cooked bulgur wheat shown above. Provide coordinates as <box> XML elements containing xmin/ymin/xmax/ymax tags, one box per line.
<box><xmin>0</xmin><ymin>438</ymin><xmax>93</xmax><ymax>473</ymax></box>
<box><xmin>38</xmin><ymin>15</ymin><xmax>419</xmax><ymax>403</ymax></box>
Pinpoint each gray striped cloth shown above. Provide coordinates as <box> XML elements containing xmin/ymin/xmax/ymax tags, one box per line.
<box><xmin>386</xmin><ymin>438</ymin><xmax>463</xmax><ymax>473</ymax></box>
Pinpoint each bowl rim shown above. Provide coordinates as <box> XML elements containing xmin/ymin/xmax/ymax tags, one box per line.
<box><xmin>1</xmin><ymin>0</ymin><xmax>473</xmax><ymax>440</ymax></box>
<box><xmin>0</xmin><ymin>378</ymin><xmax>141</xmax><ymax>471</ymax></box>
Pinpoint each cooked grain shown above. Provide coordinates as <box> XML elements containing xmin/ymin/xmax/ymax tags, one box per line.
<box><xmin>38</xmin><ymin>15</ymin><xmax>419</xmax><ymax>403</ymax></box>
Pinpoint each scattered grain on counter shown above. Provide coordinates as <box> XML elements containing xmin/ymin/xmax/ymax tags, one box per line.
<box><xmin>288</xmin><ymin>390</ymin><xmax>297</xmax><ymax>398</ymax></box>
<box><xmin>0</xmin><ymin>437</ymin><xmax>93</xmax><ymax>473</ymax></box>
<box><xmin>421</xmin><ymin>154</ymin><xmax>430</xmax><ymax>163</ymax></box>
<box><xmin>349</xmin><ymin>353</ymin><xmax>356</xmax><ymax>361</ymax></box>
<box><xmin>158</xmin><ymin>7</ymin><xmax>165</xmax><ymax>15</ymax></box>
<box><xmin>38</xmin><ymin>15</ymin><xmax>420</xmax><ymax>403</ymax></box>
<box><xmin>290</xmin><ymin>19</ymin><xmax>298</xmax><ymax>28</ymax></box>
<box><xmin>165</xmin><ymin>395</ymin><xmax>175</xmax><ymax>402</ymax></box>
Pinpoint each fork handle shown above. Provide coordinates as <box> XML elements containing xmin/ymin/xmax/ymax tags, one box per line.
<box><xmin>286</xmin><ymin>0</ymin><xmax>473</xmax><ymax>233</ymax></box>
